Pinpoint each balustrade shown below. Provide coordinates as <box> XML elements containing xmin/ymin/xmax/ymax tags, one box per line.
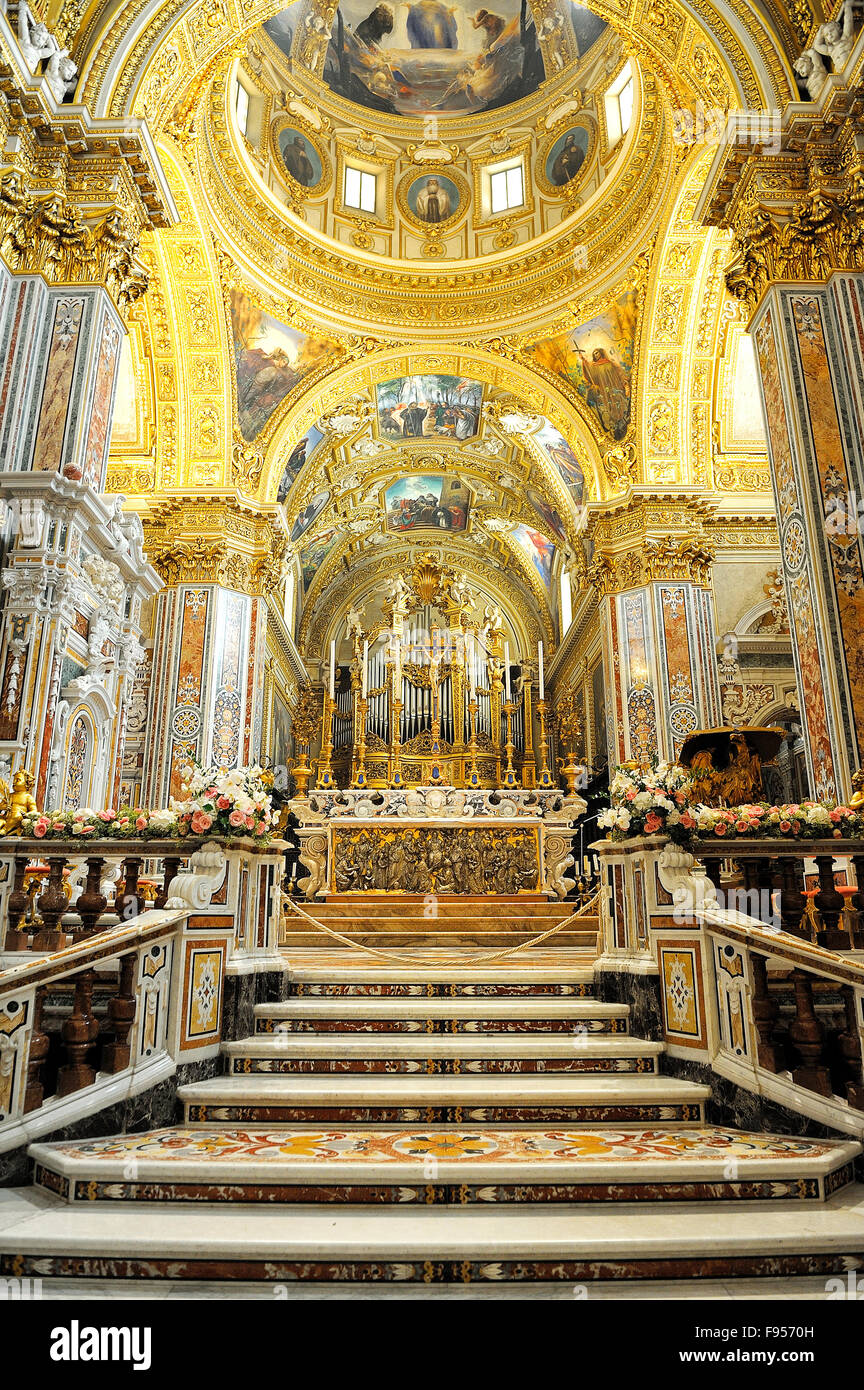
<box><xmin>0</xmin><ymin>839</ymin><xmax>195</xmax><ymax>955</ymax></box>
<box><xmin>695</xmin><ymin>840</ymin><xmax>864</xmax><ymax>950</ymax></box>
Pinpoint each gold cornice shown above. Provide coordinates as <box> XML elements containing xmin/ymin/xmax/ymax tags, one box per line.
<box><xmin>587</xmin><ymin>536</ymin><xmax>716</xmax><ymax>595</ymax></box>
<box><xmin>141</xmin><ymin>494</ymin><xmax>289</xmax><ymax>597</ymax></box>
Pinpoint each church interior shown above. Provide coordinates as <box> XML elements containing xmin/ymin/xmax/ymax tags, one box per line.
<box><xmin>1</xmin><ymin>0</ymin><xmax>864</xmax><ymax>1309</ymax></box>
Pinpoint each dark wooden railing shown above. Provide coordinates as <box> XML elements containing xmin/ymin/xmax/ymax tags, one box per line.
<box><xmin>695</xmin><ymin>838</ymin><xmax>864</xmax><ymax>951</ymax></box>
<box><xmin>1</xmin><ymin>839</ymin><xmax>191</xmax><ymax>954</ymax></box>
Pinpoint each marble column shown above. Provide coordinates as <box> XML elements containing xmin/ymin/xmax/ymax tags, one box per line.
<box><xmin>586</xmin><ymin>503</ymin><xmax>721</xmax><ymax>768</ymax></box>
<box><xmin>750</xmin><ymin>273</ymin><xmax>864</xmax><ymax>801</ymax></box>
<box><xmin>141</xmin><ymin>583</ymin><xmax>268</xmax><ymax>807</ymax></box>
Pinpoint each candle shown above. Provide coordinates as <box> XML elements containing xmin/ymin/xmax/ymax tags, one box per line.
<box><xmin>362</xmin><ymin>640</ymin><xmax>368</xmax><ymax>699</ymax></box>
<box><xmin>467</xmin><ymin>633</ymin><xmax>476</xmax><ymax>698</ymax></box>
<box><xmin>538</xmin><ymin>641</ymin><xmax>545</xmax><ymax>701</ymax></box>
<box><xmin>329</xmin><ymin>640</ymin><xmax>336</xmax><ymax>700</ymax></box>
<box><xmin>504</xmin><ymin>642</ymin><xmax>511</xmax><ymax>701</ymax></box>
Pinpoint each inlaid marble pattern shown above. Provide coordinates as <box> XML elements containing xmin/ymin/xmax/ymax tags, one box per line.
<box><xmin>230</xmin><ymin>1056</ymin><xmax>655</xmax><ymax>1075</ymax></box>
<box><xmin>185</xmin><ymin>1103</ymin><xmax>707</xmax><ymax>1123</ymax></box>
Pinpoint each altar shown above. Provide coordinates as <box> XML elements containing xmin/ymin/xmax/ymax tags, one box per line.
<box><xmin>287</xmin><ymin>785</ymin><xmax>587</xmax><ymax>900</ymax></box>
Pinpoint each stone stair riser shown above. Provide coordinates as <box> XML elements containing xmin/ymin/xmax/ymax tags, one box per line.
<box><xmin>185</xmin><ymin>1102</ymin><xmax>705</xmax><ymax>1123</ymax></box>
<box><xmin>229</xmin><ymin>1057</ymin><xmax>657</xmax><ymax>1075</ymax></box>
<box><xmin>255</xmin><ymin>1018</ymin><xmax>628</xmax><ymax>1034</ymax></box>
<box><xmin>290</xmin><ymin>982</ymin><xmax>597</xmax><ymax>997</ymax></box>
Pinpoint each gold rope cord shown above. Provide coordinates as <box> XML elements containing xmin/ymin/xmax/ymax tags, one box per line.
<box><xmin>280</xmin><ymin>891</ymin><xmax>600</xmax><ymax>966</ymax></box>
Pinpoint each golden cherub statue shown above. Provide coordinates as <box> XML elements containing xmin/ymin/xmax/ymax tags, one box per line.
<box><xmin>0</xmin><ymin>769</ymin><xmax>39</xmax><ymax>836</ymax></box>
<box><xmin>849</xmin><ymin>769</ymin><xmax>864</xmax><ymax>810</ymax></box>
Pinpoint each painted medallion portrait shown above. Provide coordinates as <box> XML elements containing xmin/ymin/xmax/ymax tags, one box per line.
<box><xmin>400</xmin><ymin>170</ymin><xmax>467</xmax><ymax>228</ymax></box>
<box><xmin>541</xmin><ymin>123</ymin><xmax>592</xmax><ymax>191</ymax></box>
<box><xmin>276</xmin><ymin>126</ymin><xmax>326</xmax><ymax>190</ymax></box>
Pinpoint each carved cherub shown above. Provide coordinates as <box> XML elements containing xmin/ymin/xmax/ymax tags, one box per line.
<box><xmin>0</xmin><ymin>171</ymin><xmax>32</xmax><ymax>269</ymax></box>
<box><xmin>793</xmin><ymin>47</ymin><xmax>829</xmax><ymax>101</ymax></box>
<box><xmin>0</xmin><ymin>769</ymin><xmax>39</xmax><ymax>836</ymax></box>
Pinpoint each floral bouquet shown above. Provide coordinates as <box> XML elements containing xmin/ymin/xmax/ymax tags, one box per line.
<box><xmin>19</xmin><ymin>764</ymin><xmax>275</xmax><ymax>842</ymax></box>
<box><xmin>598</xmin><ymin>761</ymin><xmax>697</xmax><ymax>844</ymax></box>
<box><xmin>22</xmin><ymin>806</ymin><xmax>178</xmax><ymax>840</ymax></box>
<box><xmin>691</xmin><ymin>802</ymin><xmax>864</xmax><ymax>841</ymax></box>
<box><xmin>171</xmin><ymin>764</ymin><xmax>274</xmax><ymax>840</ymax></box>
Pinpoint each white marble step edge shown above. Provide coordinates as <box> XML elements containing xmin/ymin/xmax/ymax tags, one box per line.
<box><xmin>255</xmin><ymin>999</ymin><xmax>629</xmax><ymax>1020</ymax></box>
<box><xmin>4</xmin><ymin>1186</ymin><xmax>864</xmax><ymax>1259</ymax></box>
<box><xmin>223</xmin><ymin>1034</ymin><xmax>661</xmax><ymax>1059</ymax></box>
<box><xmin>178</xmin><ymin>1073</ymin><xmax>711</xmax><ymax>1104</ymax></box>
<box><xmin>283</xmin><ymin>966</ymin><xmax>597</xmax><ymax>984</ymax></box>
<box><xmin>27</xmin><ymin>1131</ymin><xmax>861</xmax><ymax>1190</ymax></box>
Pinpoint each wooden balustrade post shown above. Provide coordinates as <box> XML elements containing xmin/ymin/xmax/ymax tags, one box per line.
<box><xmin>33</xmin><ymin>856</ymin><xmax>69</xmax><ymax>951</ymax></box>
<box><xmin>22</xmin><ymin>988</ymin><xmax>49</xmax><ymax>1113</ymax></box>
<box><xmin>101</xmin><ymin>954</ymin><xmax>137</xmax><ymax>1074</ymax></box>
<box><xmin>838</xmin><ymin>986</ymin><xmax>864</xmax><ymax>1111</ymax></box>
<box><xmin>789</xmin><ymin>970</ymin><xmax>833</xmax><ymax>1096</ymax></box>
<box><xmin>114</xmin><ymin>856</ymin><xmax>143</xmax><ymax>923</ymax></box>
<box><xmin>779</xmin><ymin>855</ymin><xmax>805</xmax><ymax>937</ymax></box>
<box><xmin>814</xmin><ymin>853</ymin><xmax>845</xmax><ymax>947</ymax></box>
<box><xmin>749</xmin><ymin>953</ymin><xmax>783</xmax><ymax>1073</ymax></box>
<box><xmin>5</xmin><ymin>853</ymin><xmax>31</xmax><ymax>951</ymax></box>
<box><xmin>74</xmin><ymin>856</ymin><xmax>107</xmax><ymax>940</ymax></box>
<box><xmin>154</xmin><ymin>855</ymin><xmax>183</xmax><ymax>911</ymax></box>
<box><xmin>56</xmin><ymin>969</ymin><xmax>98</xmax><ymax>1096</ymax></box>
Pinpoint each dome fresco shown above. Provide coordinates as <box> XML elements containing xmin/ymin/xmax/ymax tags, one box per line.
<box><xmin>263</xmin><ymin>0</ymin><xmax>609</xmax><ymax>120</ymax></box>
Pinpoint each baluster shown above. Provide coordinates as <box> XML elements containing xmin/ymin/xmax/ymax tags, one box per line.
<box><xmin>5</xmin><ymin>853</ymin><xmax>31</xmax><ymax>951</ymax></box>
<box><xmin>102</xmin><ymin>954</ymin><xmax>137</xmax><ymax>1074</ymax></box>
<box><xmin>814</xmin><ymin>853</ymin><xmax>844</xmax><ymax>946</ymax></box>
<box><xmin>778</xmin><ymin>854</ymin><xmax>805</xmax><ymax>937</ymax></box>
<box><xmin>22</xmin><ymin>988</ymin><xmax>49</xmax><ymax>1113</ymax></box>
<box><xmin>788</xmin><ymin>969</ymin><xmax>833</xmax><ymax>1096</ymax></box>
<box><xmin>33</xmin><ymin>855</ymin><xmax>69</xmax><ymax>951</ymax></box>
<box><xmin>749</xmin><ymin>953</ymin><xmax>783</xmax><ymax>1073</ymax></box>
<box><xmin>154</xmin><ymin>855</ymin><xmax>183</xmax><ymax>911</ymax></box>
<box><xmin>114</xmin><ymin>855</ymin><xmax>143</xmax><ymax>923</ymax></box>
<box><xmin>837</xmin><ymin>986</ymin><xmax>864</xmax><ymax>1111</ymax></box>
<box><xmin>74</xmin><ymin>855</ymin><xmax>107</xmax><ymax>940</ymax></box>
<box><xmin>56</xmin><ymin>969</ymin><xmax>98</xmax><ymax>1096</ymax></box>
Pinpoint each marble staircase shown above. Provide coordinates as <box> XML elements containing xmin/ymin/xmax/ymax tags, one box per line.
<box><xmin>3</xmin><ymin>948</ymin><xmax>864</xmax><ymax>1287</ymax></box>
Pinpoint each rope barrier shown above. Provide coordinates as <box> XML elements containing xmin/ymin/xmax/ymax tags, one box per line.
<box><xmin>280</xmin><ymin>890</ymin><xmax>601</xmax><ymax>967</ymax></box>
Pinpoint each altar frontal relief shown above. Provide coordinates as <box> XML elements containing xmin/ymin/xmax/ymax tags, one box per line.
<box><xmin>332</xmin><ymin>825</ymin><xmax>541</xmax><ymax>893</ymax></box>
<box><xmin>376</xmin><ymin>374</ymin><xmax>482</xmax><ymax>439</ymax></box>
<box><xmin>323</xmin><ymin>0</ymin><xmax>546</xmax><ymax>117</ymax></box>
<box><xmin>385</xmin><ymin>474</ymin><xmax>471</xmax><ymax>530</ymax></box>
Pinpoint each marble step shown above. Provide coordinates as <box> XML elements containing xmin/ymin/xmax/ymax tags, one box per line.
<box><xmin>255</xmin><ymin>998</ymin><xmax>630</xmax><ymax>1034</ymax></box>
<box><xmin>310</xmin><ymin>896</ymin><xmax>581</xmax><ymax>916</ymax></box>
<box><xmin>286</xmin><ymin>956</ymin><xmax>597</xmax><ymax>998</ymax></box>
<box><xmin>179</xmin><ymin>1072</ymin><xmax>709</xmax><ymax>1124</ymax></box>
<box><xmin>5</xmin><ymin>1186</ymin><xmax>864</xmax><ymax>1283</ymax></box>
<box><xmin>28</xmin><ymin>1125</ymin><xmax>861</xmax><ymax>1206</ymax></box>
<box><xmin>281</xmin><ymin>932</ymin><xmax>597</xmax><ymax>949</ymax></box>
<box><xmin>224</xmin><ymin>1033</ymin><xmax>659</xmax><ymax>1076</ymax></box>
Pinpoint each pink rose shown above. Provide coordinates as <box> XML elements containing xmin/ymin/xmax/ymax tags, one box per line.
<box><xmin>626</xmin><ymin>790</ymin><xmax>636</xmax><ymax>801</ymax></box>
<box><xmin>190</xmin><ymin>811</ymin><xmax>212</xmax><ymax>834</ymax></box>
<box><xmin>714</xmin><ymin>823</ymin><xmax>728</xmax><ymax>836</ymax></box>
<box><xmin>136</xmin><ymin>815</ymin><xmax>148</xmax><ymax>831</ymax></box>
<box><xmin>644</xmin><ymin>812</ymin><xmax>662</xmax><ymax>833</ymax></box>
<box><xmin>33</xmin><ymin>822</ymin><xmax>47</xmax><ymax>838</ymax></box>
<box><xmin>255</xmin><ymin>823</ymin><xmax>267</xmax><ymax>836</ymax></box>
<box><xmin>245</xmin><ymin>815</ymin><xmax>254</xmax><ymax>829</ymax></box>
<box><xmin>735</xmin><ymin>820</ymin><xmax>749</xmax><ymax>833</ymax></box>
<box><xmin>829</xmin><ymin>809</ymin><xmax>843</xmax><ymax>823</ymax></box>
<box><xmin>217</xmin><ymin>796</ymin><xmax>231</xmax><ymax>810</ymax></box>
<box><xmin>98</xmin><ymin>809</ymin><xmax>115</xmax><ymax>821</ymax></box>
<box><xmin>681</xmin><ymin>812</ymin><xmax>696</xmax><ymax>829</ymax></box>
<box><xmin>779</xmin><ymin>821</ymin><xmax>791</xmax><ymax>833</ymax></box>
<box><xmin>52</xmin><ymin>821</ymin><xmax>65</xmax><ymax>830</ymax></box>
<box><xmin>207</xmin><ymin>787</ymin><xmax>219</xmax><ymax>799</ymax></box>
<box><xmin>229</xmin><ymin>809</ymin><xmax>245</xmax><ymax>828</ymax></box>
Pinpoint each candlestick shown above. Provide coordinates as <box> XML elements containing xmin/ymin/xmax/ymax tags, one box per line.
<box><xmin>502</xmin><ymin>700</ymin><xmax>518</xmax><ymax>789</ymax></box>
<box><xmin>504</xmin><ymin>642</ymin><xmax>511</xmax><ymax>701</ymax></box>
<box><xmin>361</xmin><ymin>639</ymin><xmax>368</xmax><ymax>699</ymax></box>
<box><xmin>329</xmin><ymin>640</ymin><xmax>335</xmax><ymax>700</ymax></box>
<box><xmin>538</xmin><ymin>641</ymin><xmax>544</xmax><ymax>701</ymax></box>
<box><xmin>467</xmin><ymin>633</ymin><xmax>476</xmax><ymax>697</ymax></box>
